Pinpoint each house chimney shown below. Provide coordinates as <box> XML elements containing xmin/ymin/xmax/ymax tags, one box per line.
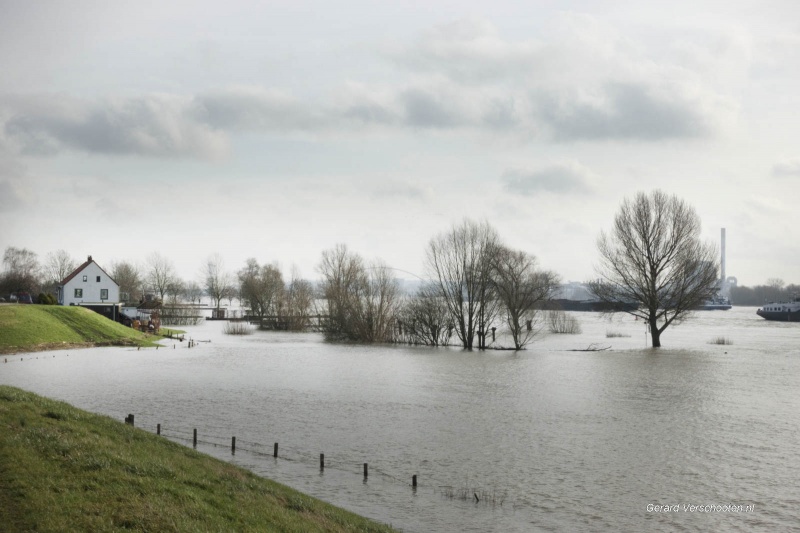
<box><xmin>88</xmin><ymin>255</ymin><xmax>93</xmax><ymax>262</ymax></box>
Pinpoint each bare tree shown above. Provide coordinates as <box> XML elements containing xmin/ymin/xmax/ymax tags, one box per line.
<box><xmin>43</xmin><ymin>250</ymin><xmax>77</xmax><ymax>291</ymax></box>
<box><xmin>318</xmin><ymin>244</ymin><xmax>399</xmax><ymax>342</ymax></box>
<box><xmin>398</xmin><ymin>282</ymin><xmax>453</xmax><ymax>346</ymax></box>
<box><xmin>1</xmin><ymin>246</ymin><xmax>41</xmax><ymax>296</ymax></box>
<box><xmin>491</xmin><ymin>247</ymin><xmax>559</xmax><ymax>350</ymax></box>
<box><xmin>590</xmin><ymin>190</ymin><xmax>718</xmax><ymax>348</ymax></box>
<box><xmin>110</xmin><ymin>260</ymin><xmax>143</xmax><ymax>302</ymax></box>
<box><xmin>425</xmin><ymin>219</ymin><xmax>500</xmax><ymax>350</ymax></box>
<box><xmin>281</xmin><ymin>267</ymin><xmax>314</xmax><ymax>330</ymax></box>
<box><xmin>238</xmin><ymin>259</ymin><xmax>285</xmax><ymax>326</ymax></box>
<box><xmin>183</xmin><ymin>281</ymin><xmax>203</xmax><ymax>304</ymax></box>
<box><xmin>146</xmin><ymin>252</ymin><xmax>178</xmax><ymax>301</ymax></box>
<box><xmin>203</xmin><ymin>253</ymin><xmax>234</xmax><ymax>311</ymax></box>
<box><xmin>765</xmin><ymin>278</ymin><xmax>785</xmax><ymax>303</ymax></box>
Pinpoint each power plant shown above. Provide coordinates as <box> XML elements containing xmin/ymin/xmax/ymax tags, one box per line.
<box><xmin>719</xmin><ymin>228</ymin><xmax>737</xmax><ymax>298</ymax></box>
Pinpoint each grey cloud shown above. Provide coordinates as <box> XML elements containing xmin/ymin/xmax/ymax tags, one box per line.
<box><xmin>389</xmin><ymin>18</ymin><xmax>540</xmax><ymax>84</ymax></box>
<box><xmin>532</xmin><ymin>83</ymin><xmax>713</xmax><ymax>141</ymax></box>
<box><xmin>0</xmin><ymin>179</ymin><xmax>28</xmax><ymax>212</ymax></box>
<box><xmin>194</xmin><ymin>88</ymin><xmax>331</xmax><ymax>131</ymax></box>
<box><xmin>400</xmin><ymin>89</ymin><xmax>466</xmax><ymax>128</ymax></box>
<box><xmin>501</xmin><ymin>163</ymin><xmax>593</xmax><ymax>195</ymax></box>
<box><xmin>343</xmin><ymin>102</ymin><xmax>399</xmax><ymax>125</ymax></box>
<box><xmin>772</xmin><ymin>159</ymin><xmax>800</xmax><ymax>177</ymax></box>
<box><xmin>371</xmin><ymin>181</ymin><xmax>432</xmax><ymax>201</ymax></box>
<box><xmin>3</xmin><ymin>95</ymin><xmax>228</xmax><ymax>159</ymax></box>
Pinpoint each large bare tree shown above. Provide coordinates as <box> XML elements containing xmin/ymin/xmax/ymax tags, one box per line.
<box><xmin>491</xmin><ymin>247</ymin><xmax>559</xmax><ymax>350</ymax></box>
<box><xmin>425</xmin><ymin>219</ymin><xmax>500</xmax><ymax>349</ymax></box>
<box><xmin>590</xmin><ymin>190</ymin><xmax>719</xmax><ymax>347</ymax></box>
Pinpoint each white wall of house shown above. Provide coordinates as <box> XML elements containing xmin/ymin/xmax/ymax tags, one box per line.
<box><xmin>59</xmin><ymin>262</ymin><xmax>120</xmax><ymax>306</ymax></box>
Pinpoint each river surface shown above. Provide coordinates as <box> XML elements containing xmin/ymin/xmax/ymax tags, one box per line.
<box><xmin>2</xmin><ymin>307</ymin><xmax>799</xmax><ymax>532</ymax></box>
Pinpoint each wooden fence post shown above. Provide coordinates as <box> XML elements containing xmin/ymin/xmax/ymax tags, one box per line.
<box><xmin>231</xmin><ymin>436</ymin><xmax>236</xmax><ymax>454</ymax></box>
<box><xmin>412</xmin><ymin>474</ymin><xmax>417</xmax><ymax>488</ymax></box>
<box><xmin>273</xmin><ymin>442</ymin><xmax>278</xmax><ymax>458</ymax></box>
<box><xmin>193</xmin><ymin>428</ymin><xmax>197</xmax><ymax>448</ymax></box>
<box><xmin>363</xmin><ymin>463</ymin><xmax>368</xmax><ymax>479</ymax></box>
<box><xmin>157</xmin><ymin>423</ymin><xmax>161</xmax><ymax>435</ymax></box>
<box><xmin>320</xmin><ymin>454</ymin><xmax>324</xmax><ymax>470</ymax></box>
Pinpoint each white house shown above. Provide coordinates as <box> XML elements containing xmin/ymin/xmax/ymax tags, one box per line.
<box><xmin>58</xmin><ymin>256</ymin><xmax>121</xmax><ymax>320</ymax></box>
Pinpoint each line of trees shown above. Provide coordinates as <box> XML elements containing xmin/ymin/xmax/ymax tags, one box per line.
<box><xmin>312</xmin><ymin>220</ymin><xmax>559</xmax><ymax>349</ymax></box>
<box><xmin>5</xmin><ymin>190</ymin><xmax>788</xmax><ymax>349</ymax></box>
<box><xmin>729</xmin><ymin>279</ymin><xmax>800</xmax><ymax>306</ymax></box>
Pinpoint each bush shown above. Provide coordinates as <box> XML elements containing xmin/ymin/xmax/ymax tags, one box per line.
<box><xmin>709</xmin><ymin>336</ymin><xmax>733</xmax><ymax>345</ymax></box>
<box><xmin>223</xmin><ymin>321</ymin><xmax>253</xmax><ymax>335</ymax></box>
<box><xmin>606</xmin><ymin>330</ymin><xmax>631</xmax><ymax>338</ymax></box>
<box><xmin>37</xmin><ymin>293</ymin><xmax>57</xmax><ymax>305</ymax></box>
<box><xmin>548</xmin><ymin>310</ymin><xmax>582</xmax><ymax>334</ymax></box>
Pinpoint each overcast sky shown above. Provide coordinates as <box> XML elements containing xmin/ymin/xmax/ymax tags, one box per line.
<box><xmin>2</xmin><ymin>0</ymin><xmax>799</xmax><ymax>287</ymax></box>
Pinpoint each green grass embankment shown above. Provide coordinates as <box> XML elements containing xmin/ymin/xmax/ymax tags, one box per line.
<box><xmin>0</xmin><ymin>305</ymin><xmax>168</xmax><ymax>354</ymax></box>
<box><xmin>0</xmin><ymin>386</ymin><xmax>397</xmax><ymax>533</ymax></box>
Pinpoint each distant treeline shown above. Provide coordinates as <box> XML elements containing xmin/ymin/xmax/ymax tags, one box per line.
<box><xmin>730</xmin><ymin>280</ymin><xmax>799</xmax><ymax>306</ymax></box>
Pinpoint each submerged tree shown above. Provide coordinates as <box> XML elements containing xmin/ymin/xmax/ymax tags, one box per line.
<box><xmin>590</xmin><ymin>190</ymin><xmax>718</xmax><ymax>348</ymax></box>
<box><xmin>491</xmin><ymin>247</ymin><xmax>559</xmax><ymax>350</ymax></box>
<box><xmin>318</xmin><ymin>244</ymin><xmax>399</xmax><ymax>342</ymax></box>
<box><xmin>425</xmin><ymin>219</ymin><xmax>500</xmax><ymax>349</ymax></box>
<box><xmin>203</xmin><ymin>253</ymin><xmax>234</xmax><ymax>311</ymax></box>
<box><xmin>280</xmin><ymin>267</ymin><xmax>314</xmax><ymax>331</ymax></box>
<box><xmin>238</xmin><ymin>259</ymin><xmax>285</xmax><ymax>326</ymax></box>
<box><xmin>398</xmin><ymin>282</ymin><xmax>453</xmax><ymax>346</ymax></box>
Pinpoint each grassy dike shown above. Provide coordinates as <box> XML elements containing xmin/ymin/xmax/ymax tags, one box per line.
<box><xmin>0</xmin><ymin>305</ymin><xmax>173</xmax><ymax>354</ymax></box>
<box><xmin>0</xmin><ymin>386</ymin><xmax>397</xmax><ymax>533</ymax></box>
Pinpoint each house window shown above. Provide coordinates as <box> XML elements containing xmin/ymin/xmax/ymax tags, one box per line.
<box><xmin>100</xmin><ymin>289</ymin><xmax>108</xmax><ymax>300</ymax></box>
<box><xmin>74</xmin><ymin>289</ymin><xmax>83</xmax><ymax>298</ymax></box>
<box><xmin>97</xmin><ymin>276</ymin><xmax>101</xmax><ymax>282</ymax></box>
<box><xmin>83</xmin><ymin>275</ymin><xmax>87</xmax><ymax>282</ymax></box>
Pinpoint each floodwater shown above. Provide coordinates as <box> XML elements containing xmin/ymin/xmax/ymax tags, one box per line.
<box><xmin>2</xmin><ymin>307</ymin><xmax>799</xmax><ymax>532</ymax></box>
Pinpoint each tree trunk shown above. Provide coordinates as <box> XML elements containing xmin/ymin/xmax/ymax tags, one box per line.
<box><xmin>649</xmin><ymin>318</ymin><xmax>661</xmax><ymax>347</ymax></box>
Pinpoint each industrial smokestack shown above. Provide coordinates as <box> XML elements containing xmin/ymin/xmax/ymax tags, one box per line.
<box><xmin>720</xmin><ymin>228</ymin><xmax>726</xmax><ymax>282</ymax></box>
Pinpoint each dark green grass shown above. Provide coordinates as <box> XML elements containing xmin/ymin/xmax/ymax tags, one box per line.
<box><xmin>0</xmin><ymin>305</ymin><xmax>160</xmax><ymax>353</ymax></box>
<box><xmin>0</xmin><ymin>386</ymin><xmax>397</xmax><ymax>533</ymax></box>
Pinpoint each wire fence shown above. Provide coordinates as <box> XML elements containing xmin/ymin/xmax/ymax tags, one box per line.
<box><xmin>128</xmin><ymin>417</ymin><xmax>509</xmax><ymax>507</ymax></box>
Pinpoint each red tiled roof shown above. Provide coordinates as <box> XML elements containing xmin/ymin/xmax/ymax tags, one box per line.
<box><xmin>59</xmin><ymin>256</ymin><xmax>119</xmax><ymax>287</ymax></box>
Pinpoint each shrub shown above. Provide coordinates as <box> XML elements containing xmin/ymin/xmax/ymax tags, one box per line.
<box><xmin>223</xmin><ymin>321</ymin><xmax>253</xmax><ymax>335</ymax></box>
<box><xmin>548</xmin><ymin>310</ymin><xmax>582</xmax><ymax>334</ymax></box>
<box><xmin>709</xmin><ymin>336</ymin><xmax>733</xmax><ymax>345</ymax></box>
<box><xmin>37</xmin><ymin>293</ymin><xmax>57</xmax><ymax>305</ymax></box>
<box><xmin>606</xmin><ymin>330</ymin><xmax>631</xmax><ymax>338</ymax></box>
